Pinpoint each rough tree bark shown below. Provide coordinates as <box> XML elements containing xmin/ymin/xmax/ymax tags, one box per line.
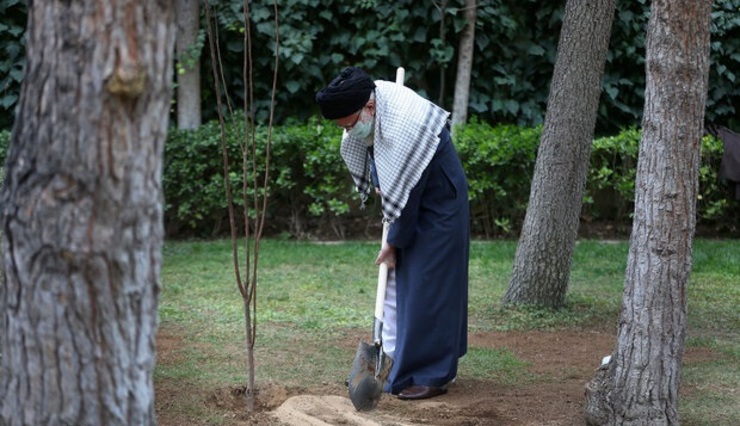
<box><xmin>0</xmin><ymin>1</ymin><xmax>175</xmax><ymax>425</ymax></box>
<box><xmin>451</xmin><ymin>0</ymin><xmax>476</xmax><ymax>131</ymax></box>
<box><xmin>503</xmin><ymin>0</ymin><xmax>615</xmax><ymax>307</ymax></box>
<box><xmin>584</xmin><ymin>1</ymin><xmax>712</xmax><ymax>425</ymax></box>
<box><xmin>175</xmin><ymin>0</ymin><xmax>202</xmax><ymax>129</ymax></box>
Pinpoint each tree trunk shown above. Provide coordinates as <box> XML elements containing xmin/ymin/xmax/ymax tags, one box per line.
<box><xmin>451</xmin><ymin>0</ymin><xmax>476</xmax><ymax>131</ymax></box>
<box><xmin>503</xmin><ymin>0</ymin><xmax>615</xmax><ymax>307</ymax></box>
<box><xmin>585</xmin><ymin>1</ymin><xmax>712</xmax><ymax>425</ymax></box>
<box><xmin>0</xmin><ymin>1</ymin><xmax>174</xmax><ymax>425</ymax></box>
<box><xmin>176</xmin><ymin>0</ymin><xmax>202</xmax><ymax>129</ymax></box>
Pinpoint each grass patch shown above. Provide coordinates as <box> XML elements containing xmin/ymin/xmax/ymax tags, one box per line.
<box><xmin>459</xmin><ymin>347</ymin><xmax>532</xmax><ymax>385</ymax></box>
<box><xmin>473</xmin><ymin>293</ymin><xmax>621</xmax><ymax>332</ymax></box>
<box><xmin>682</xmin><ymin>355</ymin><xmax>740</xmax><ymax>426</ymax></box>
<box><xmin>158</xmin><ymin>238</ymin><xmax>739</xmax><ymax>423</ymax></box>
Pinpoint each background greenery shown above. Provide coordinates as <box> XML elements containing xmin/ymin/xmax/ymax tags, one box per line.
<box><xmin>1</xmin><ymin>1</ymin><xmax>738</xmax><ymax>239</ymax></box>
<box><xmin>1</xmin><ymin>0</ymin><xmax>739</xmax><ymax>133</ymax></box>
<box><xmin>157</xmin><ymin>238</ymin><xmax>739</xmax><ymax>425</ymax></box>
<box><xmin>2</xmin><ymin>119</ymin><xmax>738</xmax><ymax>240</ymax></box>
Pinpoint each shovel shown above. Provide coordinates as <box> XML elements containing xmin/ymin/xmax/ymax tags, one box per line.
<box><xmin>347</xmin><ymin>67</ymin><xmax>404</xmax><ymax>411</ymax></box>
<box><xmin>347</xmin><ymin>221</ymin><xmax>394</xmax><ymax>411</ymax></box>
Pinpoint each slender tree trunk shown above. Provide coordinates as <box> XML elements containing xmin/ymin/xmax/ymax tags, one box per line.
<box><xmin>176</xmin><ymin>0</ymin><xmax>202</xmax><ymax>129</ymax></box>
<box><xmin>0</xmin><ymin>1</ymin><xmax>175</xmax><ymax>425</ymax></box>
<box><xmin>503</xmin><ymin>0</ymin><xmax>615</xmax><ymax>307</ymax></box>
<box><xmin>451</xmin><ymin>0</ymin><xmax>476</xmax><ymax>132</ymax></box>
<box><xmin>585</xmin><ymin>1</ymin><xmax>712</xmax><ymax>424</ymax></box>
<box><xmin>436</xmin><ymin>0</ymin><xmax>449</xmax><ymax>107</ymax></box>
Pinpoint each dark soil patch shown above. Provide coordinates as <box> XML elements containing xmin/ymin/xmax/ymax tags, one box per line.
<box><xmin>155</xmin><ymin>327</ymin><xmax>723</xmax><ymax>426</ymax></box>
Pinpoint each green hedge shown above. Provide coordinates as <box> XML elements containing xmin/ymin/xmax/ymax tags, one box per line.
<box><xmin>0</xmin><ymin>124</ymin><xmax>737</xmax><ymax>239</ymax></box>
<box><xmin>163</xmin><ymin>117</ymin><xmax>369</xmax><ymax>238</ymax></box>
<box><xmin>162</xmin><ymin>119</ymin><xmax>738</xmax><ymax>238</ymax></box>
<box><xmin>584</xmin><ymin>128</ymin><xmax>732</xmax><ymax>231</ymax></box>
<box><xmin>455</xmin><ymin>120</ymin><xmax>541</xmax><ymax>236</ymax></box>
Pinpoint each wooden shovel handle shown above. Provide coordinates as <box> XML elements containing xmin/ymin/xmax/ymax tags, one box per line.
<box><xmin>374</xmin><ymin>222</ymin><xmax>390</xmax><ymax>321</ymax></box>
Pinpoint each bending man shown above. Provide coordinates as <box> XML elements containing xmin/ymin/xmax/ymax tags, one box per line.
<box><xmin>316</xmin><ymin>67</ymin><xmax>470</xmax><ymax>401</ymax></box>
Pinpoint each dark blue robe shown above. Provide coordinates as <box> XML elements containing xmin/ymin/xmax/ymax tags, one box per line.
<box><xmin>384</xmin><ymin>127</ymin><xmax>470</xmax><ymax>393</ymax></box>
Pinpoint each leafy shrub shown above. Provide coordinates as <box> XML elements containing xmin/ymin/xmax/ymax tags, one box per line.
<box><xmin>262</xmin><ymin>117</ymin><xmax>361</xmax><ymax>238</ymax></box>
<box><xmin>455</xmin><ymin>119</ymin><xmax>541</xmax><ymax>237</ymax></box>
<box><xmin>584</xmin><ymin>128</ymin><xmax>641</xmax><ymax>222</ymax></box>
<box><xmin>696</xmin><ymin>134</ymin><xmax>731</xmax><ymax>225</ymax></box>
<box><xmin>585</xmin><ymin>128</ymin><xmax>733</xmax><ymax>227</ymax></box>
<box><xmin>163</xmin><ymin>119</ymin><xmax>244</xmax><ymax>236</ymax></box>
<box><xmin>163</xmin><ymin>116</ymin><xmax>366</xmax><ymax>238</ymax></box>
<box><xmin>0</xmin><ymin>130</ymin><xmax>10</xmax><ymax>156</ymax></box>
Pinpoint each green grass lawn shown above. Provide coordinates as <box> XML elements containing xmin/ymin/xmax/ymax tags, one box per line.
<box><xmin>158</xmin><ymin>238</ymin><xmax>739</xmax><ymax>425</ymax></box>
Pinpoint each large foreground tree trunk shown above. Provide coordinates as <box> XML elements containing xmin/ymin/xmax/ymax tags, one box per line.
<box><xmin>585</xmin><ymin>1</ymin><xmax>712</xmax><ymax>424</ymax></box>
<box><xmin>503</xmin><ymin>0</ymin><xmax>615</xmax><ymax>307</ymax></box>
<box><xmin>0</xmin><ymin>1</ymin><xmax>175</xmax><ymax>425</ymax></box>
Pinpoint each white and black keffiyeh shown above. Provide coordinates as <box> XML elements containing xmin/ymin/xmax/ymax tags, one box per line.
<box><xmin>340</xmin><ymin>80</ymin><xmax>450</xmax><ymax>223</ymax></box>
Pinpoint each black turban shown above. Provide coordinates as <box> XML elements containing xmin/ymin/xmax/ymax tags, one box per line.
<box><xmin>315</xmin><ymin>67</ymin><xmax>376</xmax><ymax>119</ymax></box>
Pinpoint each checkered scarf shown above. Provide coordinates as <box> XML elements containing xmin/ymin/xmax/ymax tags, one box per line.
<box><xmin>340</xmin><ymin>80</ymin><xmax>450</xmax><ymax>223</ymax></box>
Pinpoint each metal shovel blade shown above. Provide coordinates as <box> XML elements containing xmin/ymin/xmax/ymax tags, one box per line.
<box><xmin>348</xmin><ymin>220</ymin><xmax>394</xmax><ymax>411</ymax></box>
<box><xmin>347</xmin><ymin>340</ymin><xmax>393</xmax><ymax>411</ymax></box>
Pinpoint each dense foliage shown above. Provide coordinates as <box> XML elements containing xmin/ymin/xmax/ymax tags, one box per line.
<box><xmin>2</xmin><ymin>1</ymin><xmax>738</xmax><ymax>239</ymax></box>
<box><xmin>0</xmin><ymin>0</ymin><xmax>27</xmax><ymax>130</ymax></box>
<box><xmin>1</xmin><ymin>120</ymin><xmax>736</xmax><ymax>239</ymax></box>
<box><xmin>2</xmin><ymin>0</ymin><xmax>739</xmax><ymax>133</ymax></box>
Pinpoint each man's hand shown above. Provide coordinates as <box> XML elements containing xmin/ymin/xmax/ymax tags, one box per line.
<box><xmin>375</xmin><ymin>243</ymin><xmax>396</xmax><ymax>269</ymax></box>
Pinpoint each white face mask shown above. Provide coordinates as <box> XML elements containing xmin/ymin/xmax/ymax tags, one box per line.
<box><xmin>347</xmin><ymin>109</ymin><xmax>374</xmax><ymax>140</ymax></box>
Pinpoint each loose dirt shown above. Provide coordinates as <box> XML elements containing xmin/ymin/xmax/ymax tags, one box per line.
<box><xmin>155</xmin><ymin>328</ymin><xmax>718</xmax><ymax>426</ymax></box>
